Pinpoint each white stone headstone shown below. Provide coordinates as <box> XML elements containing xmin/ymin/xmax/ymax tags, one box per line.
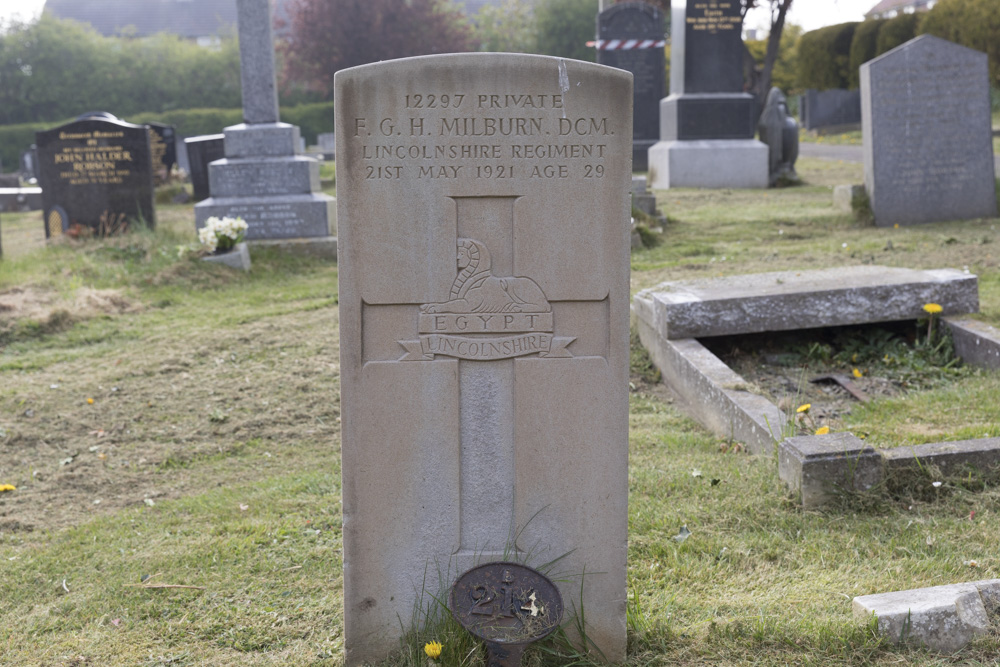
<box><xmin>335</xmin><ymin>53</ymin><xmax>632</xmax><ymax>664</ymax></box>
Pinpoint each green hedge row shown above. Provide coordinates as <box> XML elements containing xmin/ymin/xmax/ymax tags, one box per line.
<box><xmin>800</xmin><ymin>0</ymin><xmax>999</xmax><ymax>91</ymax></box>
<box><xmin>0</xmin><ymin>102</ymin><xmax>335</xmax><ymax>175</ymax></box>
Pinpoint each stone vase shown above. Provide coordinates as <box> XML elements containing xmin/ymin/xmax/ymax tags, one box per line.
<box><xmin>201</xmin><ymin>241</ymin><xmax>250</xmax><ymax>271</ymax></box>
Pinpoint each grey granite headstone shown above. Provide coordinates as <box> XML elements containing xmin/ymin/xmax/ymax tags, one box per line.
<box><xmin>194</xmin><ymin>0</ymin><xmax>334</xmax><ymax>247</ymax></box>
<box><xmin>596</xmin><ymin>2</ymin><xmax>666</xmax><ymax>171</ymax></box>
<box><xmin>861</xmin><ymin>35</ymin><xmax>997</xmax><ymax>227</ymax></box>
<box><xmin>647</xmin><ymin>0</ymin><xmax>767</xmax><ymax>188</ymax></box>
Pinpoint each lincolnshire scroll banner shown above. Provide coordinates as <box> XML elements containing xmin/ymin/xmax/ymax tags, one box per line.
<box><xmin>398</xmin><ymin>333</ymin><xmax>575</xmax><ymax>362</ymax></box>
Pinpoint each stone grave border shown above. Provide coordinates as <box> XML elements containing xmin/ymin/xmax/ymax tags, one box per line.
<box><xmin>631</xmin><ymin>305</ymin><xmax>1000</xmax><ymax>509</ymax></box>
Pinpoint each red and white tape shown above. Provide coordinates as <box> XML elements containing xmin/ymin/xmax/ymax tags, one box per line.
<box><xmin>587</xmin><ymin>39</ymin><xmax>666</xmax><ymax>50</ymax></box>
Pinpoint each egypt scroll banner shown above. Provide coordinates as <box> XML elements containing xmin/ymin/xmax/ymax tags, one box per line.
<box><xmin>398</xmin><ymin>333</ymin><xmax>575</xmax><ymax>362</ymax></box>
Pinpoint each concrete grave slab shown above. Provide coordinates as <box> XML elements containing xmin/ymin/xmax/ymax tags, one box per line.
<box><xmin>634</xmin><ymin>266</ymin><xmax>978</xmax><ymax>340</ymax></box>
<box><xmin>853</xmin><ymin>579</ymin><xmax>1000</xmax><ymax>652</ymax></box>
<box><xmin>336</xmin><ymin>54</ymin><xmax>631</xmax><ymax>664</ymax></box>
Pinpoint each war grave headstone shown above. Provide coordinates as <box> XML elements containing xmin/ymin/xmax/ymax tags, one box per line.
<box><xmin>146</xmin><ymin>122</ymin><xmax>177</xmax><ymax>183</ymax></box>
<box><xmin>35</xmin><ymin>114</ymin><xmax>154</xmax><ymax>238</ymax></box>
<box><xmin>195</xmin><ymin>0</ymin><xmax>335</xmax><ymax>250</ymax></box>
<box><xmin>336</xmin><ymin>53</ymin><xmax>631</xmax><ymax>664</ymax></box>
<box><xmin>595</xmin><ymin>1</ymin><xmax>666</xmax><ymax>171</ymax></box>
<box><xmin>185</xmin><ymin>134</ymin><xmax>225</xmax><ymax>201</ymax></box>
<box><xmin>861</xmin><ymin>35</ymin><xmax>997</xmax><ymax>227</ymax></box>
<box><xmin>647</xmin><ymin>0</ymin><xmax>767</xmax><ymax>188</ymax></box>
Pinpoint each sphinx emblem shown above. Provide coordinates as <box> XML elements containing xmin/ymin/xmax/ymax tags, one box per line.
<box><xmin>400</xmin><ymin>238</ymin><xmax>572</xmax><ymax>362</ymax></box>
<box><xmin>421</xmin><ymin>238</ymin><xmax>550</xmax><ymax>314</ymax></box>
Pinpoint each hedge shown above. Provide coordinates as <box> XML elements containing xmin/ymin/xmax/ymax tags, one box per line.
<box><xmin>920</xmin><ymin>0</ymin><xmax>1000</xmax><ymax>86</ymax></box>
<box><xmin>0</xmin><ymin>102</ymin><xmax>335</xmax><ymax>175</ymax></box>
<box><xmin>848</xmin><ymin>19</ymin><xmax>886</xmax><ymax>88</ymax></box>
<box><xmin>797</xmin><ymin>22</ymin><xmax>858</xmax><ymax>91</ymax></box>
<box><xmin>875</xmin><ymin>13</ymin><xmax>920</xmax><ymax>56</ymax></box>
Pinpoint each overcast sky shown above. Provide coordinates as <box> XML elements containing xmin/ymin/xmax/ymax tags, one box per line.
<box><xmin>2</xmin><ymin>0</ymin><xmax>873</xmax><ymax>36</ymax></box>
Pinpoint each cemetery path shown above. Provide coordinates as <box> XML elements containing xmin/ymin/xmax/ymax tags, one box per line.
<box><xmin>798</xmin><ymin>143</ymin><xmax>862</xmax><ymax>163</ymax></box>
<box><xmin>801</xmin><ymin>142</ymin><xmax>1000</xmax><ymax>173</ymax></box>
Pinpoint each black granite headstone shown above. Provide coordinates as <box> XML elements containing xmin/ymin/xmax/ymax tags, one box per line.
<box><xmin>184</xmin><ymin>134</ymin><xmax>226</xmax><ymax>202</ymax></box>
<box><xmin>798</xmin><ymin>89</ymin><xmax>862</xmax><ymax>131</ymax></box>
<box><xmin>35</xmin><ymin>116</ymin><xmax>155</xmax><ymax>238</ymax></box>
<box><xmin>146</xmin><ymin>122</ymin><xmax>177</xmax><ymax>183</ymax></box>
<box><xmin>682</xmin><ymin>0</ymin><xmax>744</xmax><ymax>93</ymax></box>
<box><xmin>596</xmin><ymin>2</ymin><xmax>666</xmax><ymax>170</ymax></box>
<box><xmin>661</xmin><ymin>0</ymin><xmax>754</xmax><ymax>141</ymax></box>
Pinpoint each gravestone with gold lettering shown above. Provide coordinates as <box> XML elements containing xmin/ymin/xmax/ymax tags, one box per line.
<box><xmin>336</xmin><ymin>54</ymin><xmax>631</xmax><ymax>664</ymax></box>
<box><xmin>36</xmin><ymin>115</ymin><xmax>155</xmax><ymax>237</ymax></box>
<box><xmin>647</xmin><ymin>0</ymin><xmax>767</xmax><ymax>188</ymax></box>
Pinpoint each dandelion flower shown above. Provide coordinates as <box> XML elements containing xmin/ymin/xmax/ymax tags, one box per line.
<box><xmin>796</xmin><ymin>403</ymin><xmax>811</xmax><ymax>413</ymax></box>
<box><xmin>0</xmin><ymin>484</ymin><xmax>16</xmax><ymax>492</ymax></box>
<box><xmin>87</xmin><ymin>398</ymin><xmax>94</xmax><ymax>405</ymax></box>
<box><xmin>424</xmin><ymin>641</ymin><xmax>443</xmax><ymax>660</ymax></box>
<box><xmin>815</xmin><ymin>426</ymin><xmax>830</xmax><ymax>435</ymax></box>
<box><xmin>852</xmin><ymin>368</ymin><xmax>863</xmax><ymax>378</ymax></box>
<box><xmin>923</xmin><ymin>303</ymin><xmax>943</xmax><ymax>314</ymax></box>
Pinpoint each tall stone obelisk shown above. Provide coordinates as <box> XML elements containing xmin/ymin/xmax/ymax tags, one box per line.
<box><xmin>195</xmin><ymin>0</ymin><xmax>335</xmax><ymax>255</ymax></box>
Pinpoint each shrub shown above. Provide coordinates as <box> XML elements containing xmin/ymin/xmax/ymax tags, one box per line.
<box><xmin>797</xmin><ymin>22</ymin><xmax>858</xmax><ymax>91</ymax></box>
<box><xmin>848</xmin><ymin>19</ymin><xmax>886</xmax><ymax>88</ymax></box>
<box><xmin>875</xmin><ymin>13</ymin><xmax>919</xmax><ymax>55</ymax></box>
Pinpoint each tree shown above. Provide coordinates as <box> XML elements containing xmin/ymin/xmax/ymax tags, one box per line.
<box><xmin>741</xmin><ymin>0</ymin><xmax>794</xmax><ymax>101</ymax></box>
<box><xmin>746</xmin><ymin>23</ymin><xmax>801</xmax><ymax>93</ymax></box>
<box><xmin>534</xmin><ymin>0</ymin><xmax>599</xmax><ymax>63</ymax></box>
<box><xmin>278</xmin><ymin>0</ymin><xmax>474</xmax><ymax>97</ymax></box>
<box><xmin>474</xmin><ymin>0</ymin><xmax>536</xmax><ymax>53</ymax></box>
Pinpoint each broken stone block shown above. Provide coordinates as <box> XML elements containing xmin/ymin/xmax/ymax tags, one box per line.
<box><xmin>945</xmin><ymin>317</ymin><xmax>1000</xmax><ymax>370</ymax></box>
<box><xmin>853</xmin><ymin>579</ymin><xmax>1000</xmax><ymax>653</ymax></box>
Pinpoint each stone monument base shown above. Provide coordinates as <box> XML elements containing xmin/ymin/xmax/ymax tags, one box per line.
<box><xmin>647</xmin><ymin>139</ymin><xmax>768</xmax><ymax>189</ymax></box>
<box><xmin>194</xmin><ymin>193</ymin><xmax>335</xmax><ymax>240</ymax></box>
<box><xmin>249</xmin><ymin>235</ymin><xmax>338</xmax><ymax>260</ymax></box>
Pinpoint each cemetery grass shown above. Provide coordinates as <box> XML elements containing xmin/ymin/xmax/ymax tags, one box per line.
<box><xmin>0</xmin><ymin>160</ymin><xmax>996</xmax><ymax>664</ymax></box>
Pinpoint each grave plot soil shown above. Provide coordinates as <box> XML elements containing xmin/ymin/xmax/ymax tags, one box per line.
<box><xmin>0</xmin><ymin>286</ymin><xmax>341</xmax><ymax>537</ymax></box>
<box><xmin>700</xmin><ymin>322</ymin><xmax>949</xmax><ymax>435</ymax></box>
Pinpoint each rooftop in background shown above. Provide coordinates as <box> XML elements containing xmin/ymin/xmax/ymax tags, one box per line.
<box><xmin>42</xmin><ymin>0</ymin><xmax>292</xmax><ymax>41</ymax></box>
<box><xmin>865</xmin><ymin>0</ymin><xmax>938</xmax><ymax>19</ymax></box>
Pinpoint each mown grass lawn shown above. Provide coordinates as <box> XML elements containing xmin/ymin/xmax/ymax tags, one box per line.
<box><xmin>1</xmin><ymin>158</ymin><xmax>999</xmax><ymax>665</ymax></box>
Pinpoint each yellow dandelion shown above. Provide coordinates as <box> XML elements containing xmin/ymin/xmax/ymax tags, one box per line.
<box><xmin>87</xmin><ymin>397</ymin><xmax>94</xmax><ymax>405</ymax></box>
<box><xmin>424</xmin><ymin>641</ymin><xmax>443</xmax><ymax>660</ymax></box>
<box><xmin>796</xmin><ymin>403</ymin><xmax>811</xmax><ymax>413</ymax></box>
<box><xmin>815</xmin><ymin>426</ymin><xmax>830</xmax><ymax>435</ymax></box>
<box><xmin>852</xmin><ymin>368</ymin><xmax>863</xmax><ymax>378</ymax></box>
<box><xmin>0</xmin><ymin>484</ymin><xmax>16</xmax><ymax>493</ymax></box>
<box><xmin>923</xmin><ymin>303</ymin><xmax>943</xmax><ymax>314</ymax></box>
